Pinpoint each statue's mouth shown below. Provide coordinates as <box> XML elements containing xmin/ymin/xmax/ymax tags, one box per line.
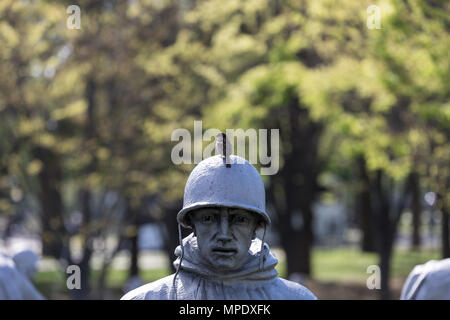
<box><xmin>212</xmin><ymin>247</ymin><xmax>237</xmax><ymax>256</ymax></box>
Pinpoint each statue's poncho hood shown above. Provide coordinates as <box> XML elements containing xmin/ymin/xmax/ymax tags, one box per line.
<box><xmin>121</xmin><ymin>233</ymin><xmax>317</xmax><ymax>300</ymax></box>
<box><xmin>173</xmin><ymin>233</ymin><xmax>278</xmax><ymax>282</ymax></box>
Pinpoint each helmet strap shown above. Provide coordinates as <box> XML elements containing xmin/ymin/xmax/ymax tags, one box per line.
<box><xmin>172</xmin><ymin>223</ymin><xmax>185</xmax><ymax>300</ymax></box>
<box><xmin>259</xmin><ymin>224</ymin><xmax>267</xmax><ymax>272</ymax></box>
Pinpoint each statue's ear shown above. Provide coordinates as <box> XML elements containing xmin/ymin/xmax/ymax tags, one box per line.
<box><xmin>253</xmin><ymin>217</ymin><xmax>264</xmax><ymax>238</ymax></box>
<box><xmin>252</xmin><ymin>228</ymin><xmax>257</xmax><ymax>240</ymax></box>
<box><xmin>185</xmin><ymin>214</ymin><xmax>195</xmax><ymax>235</ymax></box>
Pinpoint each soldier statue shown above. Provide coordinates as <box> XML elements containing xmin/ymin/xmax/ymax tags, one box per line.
<box><xmin>0</xmin><ymin>250</ymin><xmax>45</xmax><ymax>300</ymax></box>
<box><xmin>122</xmin><ymin>133</ymin><xmax>317</xmax><ymax>300</ymax></box>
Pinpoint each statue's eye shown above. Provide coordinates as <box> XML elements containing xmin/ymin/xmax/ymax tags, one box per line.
<box><xmin>232</xmin><ymin>215</ymin><xmax>248</xmax><ymax>225</ymax></box>
<box><xmin>202</xmin><ymin>214</ymin><xmax>214</xmax><ymax>223</ymax></box>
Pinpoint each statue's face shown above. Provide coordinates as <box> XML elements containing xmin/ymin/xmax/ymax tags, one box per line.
<box><xmin>190</xmin><ymin>207</ymin><xmax>258</xmax><ymax>271</ymax></box>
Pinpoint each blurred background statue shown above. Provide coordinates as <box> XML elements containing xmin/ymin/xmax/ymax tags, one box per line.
<box><xmin>122</xmin><ymin>134</ymin><xmax>317</xmax><ymax>300</ymax></box>
<box><xmin>400</xmin><ymin>259</ymin><xmax>450</xmax><ymax>300</ymax></box>
<box><xmin>0</xmin><ymin>250</ymin><xmax>45</xmax><ymax>300</ymax></box>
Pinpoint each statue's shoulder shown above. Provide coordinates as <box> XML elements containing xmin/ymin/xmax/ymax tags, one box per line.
<box><xmin>120</xmin><ymin>274</ymin><xmax>175</xmax><ymax>300</ymax></box>
<box><xmin>274</xmin><ymin>278</ymin><xmax>317</xmax><ymax>300</ymax></box>
<box><xmin>401</xmin><ymin>258</ymin><xmax>450</xmax><ymax>299</ymax></box>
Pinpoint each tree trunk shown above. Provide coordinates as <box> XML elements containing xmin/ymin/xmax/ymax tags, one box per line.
<box><xmin>161</xmin><ymin>201</ymin><xmax>184</xmax><ymax>273</ymax></box>
<box><xmin>372</xmin><ymin>170</ymin><xmax>409</xmax><ymax>299</ymax></box>
<box><xmin>69</xmin><ymin>188</ymin><xmax>93</xmax><ymax>300</ymax></box>
<box><xmin>379</xmin><ymin>239</ymin><xmax>392</xmax><ymax>300</ymax></box>
<box><xmin>33</xmin><ymin>146</ymin><xmax>65</xmax><ymax>258</ymax></box>
<box><xmin>356</xmin><ymin>156</ymin><xmax>376</xmax><ymax>252</ymax></box>
<box><xmin>280</xmin><ymin>210</ymin><xmax>313</xmax><ymax>276</ymax></box>
<box><xmin>69</xmin><ymin>242</ymin><xmax>92</xmax><ymax>300</ymax></box>
<box><xmin>377</xmin><ymin>200</ymin><xmax>392</xmax><ymax>299</ymax></box>
<box><xmin>130</xmin><ymin>232</ymin><xmax>139</xmax><ymax>277</ymax></box>
<box><xmin>123</xmin><ymin>200</ymin><xmax>140</xmax><ymax>278</ymax></box>
<box><xmin>269</xmin><ymin>95</ymin><xmax>322</xmax><ymax>278</ymax></box>
<box><xmin>97</xmin><ymin>235</ymin><xmax>125</xmax><ymax>299</ymax></box>
<box><xmin>373</xmin><ymin>170</ymin><xmax>392</xmax><ymax>300</ymax></box>
<box><xmin>442</xmin><ymin>204</ymin><xmax>450</xmax><ymax>258</ymax></box>
<box><xmin>70</xmin><ymin>76</ymin><xmax>97</xmax><ymax>299</ymax></box>
<box><xmin>410</xmin><ymin>172</ymin><xmax>421</xmax><ymax>250</ymax></box>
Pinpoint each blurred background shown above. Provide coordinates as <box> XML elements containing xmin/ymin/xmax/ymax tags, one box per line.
<box><xmin>0</xmin><ymin>0</ymin><xmax>449</xmax><ymax>300</ymax></box>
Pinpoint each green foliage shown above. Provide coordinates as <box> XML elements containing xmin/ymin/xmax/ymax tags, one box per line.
<box><xmin>1</xmin><ymin>0</ymin><xmax>447</xmax><ymax>211</ymax></box>
<box><xmin>0</xmin><ymin>0</ymin><xmax>448</xmax><ymax>297</ymax></box>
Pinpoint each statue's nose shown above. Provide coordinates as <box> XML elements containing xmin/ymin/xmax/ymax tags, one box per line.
<box><xmin>216</xmin><ymin>215</ymin><xmax>233</xmax><ymax>243</ymax></box>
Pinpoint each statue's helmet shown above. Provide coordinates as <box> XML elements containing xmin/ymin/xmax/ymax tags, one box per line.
<box><xmin>177</xmin><ymin>154</ymin><xmax>271</xmax><ymax>228</ymax></box>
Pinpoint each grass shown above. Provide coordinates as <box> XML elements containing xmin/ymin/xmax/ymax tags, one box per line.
<box><xmin>310</xmin><ymin>247</ymin><xmax>441</xmax><ymax>282</ymax></box>
<box><xmin>34</xmin><ymin>246</ymin><xmax>441</xmax><ymax>298</ymax></box>
<box><xmin>104</xmin><ymin>268</ymin><xmax>172</xmax><ymax>289</ymax></box>
<box><xmin>34</xmin><ymin>267</ymin><xmax>173</xmax><ymax>298</ymax></box>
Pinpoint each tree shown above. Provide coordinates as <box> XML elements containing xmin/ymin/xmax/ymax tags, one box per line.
<box><xmin>0</xmin><ymin>0</ymin><xmax>191</xmax><ymax>298</ymax></box>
